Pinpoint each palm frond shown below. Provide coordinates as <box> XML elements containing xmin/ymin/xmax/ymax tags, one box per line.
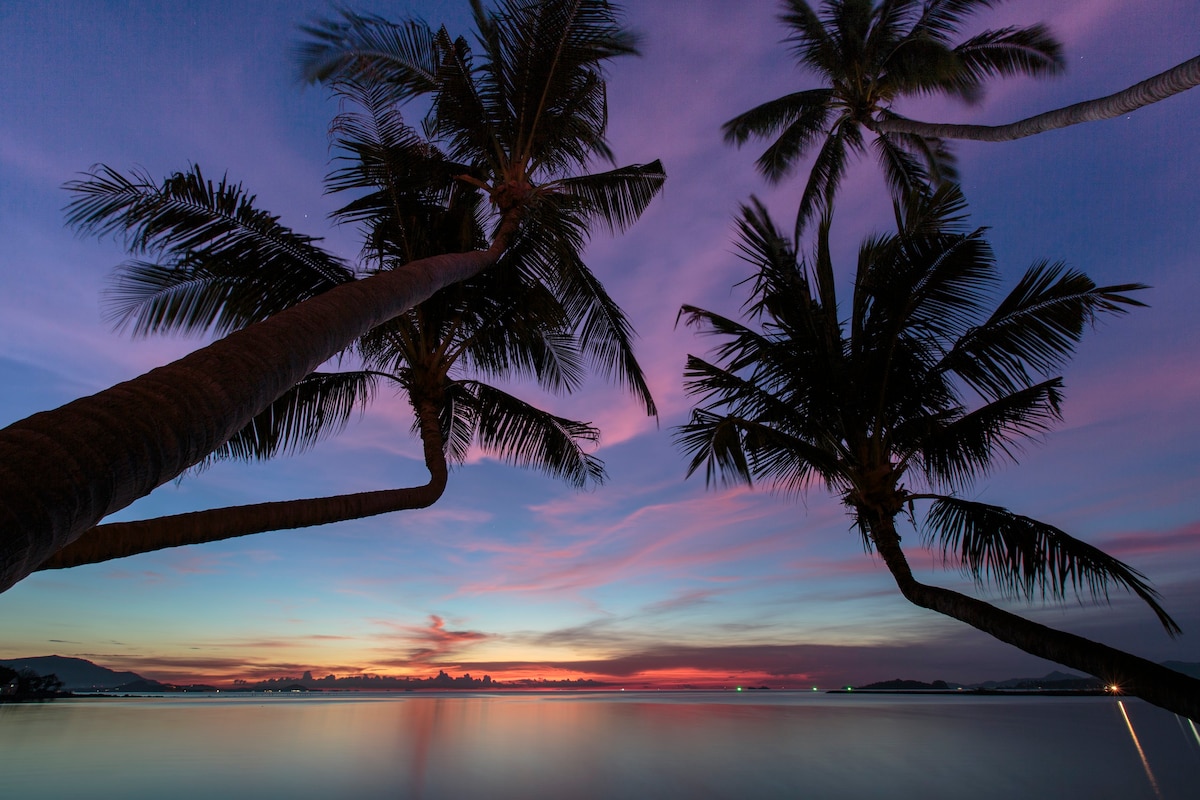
<box><xmin>325</xmin><ymin>79</ymin><xmax>461</xmax><ymax>206</ymax></box>
<box><xmin>432</xmin><ymin>23</ymin><xmax>508</xmax><ymax>171</ymax></box>
<box><xmin>550</xmin><ymin>159</ymin><xmax>666</xmax><ymax>233</ymax></box>
<box><xmin>674</xmin><ymin>408</ymin><xmax>755</xmax><ymax>488</ymax></box>
<box><xmin>67</xmin><ymin>165</ymin><xmax>352</xmax><ymax>336</ymax></box>
<box><xmin>941</xmin><ymin>262</ymin><xmax>1147</xmax><ymax>398</ymax></box>
<box><xmin>453</xmin><ymin>269</ymin><xmax>586</xmax><ymax>393</ymax></box>
<box><xmin>923</xmin><ymin>496</ymin><xmax>1181</xmax><ymax>636</ymax></box>
<box><xmin>882</xmin><ymin>35</ymin><xmax>966</xmax><ymax>97</ymax></box>
<box><xmin>295</xmin><ymin>10</ymin><xmax>443</xmax><ymax>102</ymax></box>
<box><xmin>906</xmin><ymin>378</ymin><xmax>1063</xmax><ymax>488</ymax></box>
<box><xmin>557</xmin><ymin>251</ymin><xmax>657</xmax><ymax>416</ymax></box>
<box><xmin>780</xmin><ymin>0</ymin><xmax>837</xmax><ymax>75</ymax></box>
<box><xmin>872</xmin><ymin>132</ymin><xmax>934</xmax><ymax>221</ymax></box>
<box><xmin>722</xmin><ymin>89</ymin><xmax>834</xmax><ymax>154</ymax></box>
<box><xmin>461</xmin><ymin>380</ymin><xmax>605</xmax><ymax>487</ymax></box>
<box><xmin>951</xmin><ymin>25</ymin><xmax>1065</xmax><ymax>100</ymax></box>
<box><xmin>874</xmin><ymin>109</ymin><xmax>959</xmax><ymax>187</ymax></box>
<box><xmin>908</xmin><ymin>0</ymin><xmax>998</xmax><ymax>44</ymax></box>
<box><xmin>795</xmin><ymin>119</ymin><xmax>864</xmax><ymax>240</ymax></box>
<box><xmin>205</xmin><ymin>370</ymin><xmax>380</xmax><ymax>465</ymax></box>
<box><xmin>510</xmin><ymin>205</ymin><xmax>655</xmax><ymax>416</ymax></box>
<box><xmin>480</xmin><ymin>0</ymin><xmax>639</xmax><ymax>172</ymax></box>
<box><xmin>860</xmin><ymin>225</ymin><xmax>995</xmax><ymax>348</ymax></box>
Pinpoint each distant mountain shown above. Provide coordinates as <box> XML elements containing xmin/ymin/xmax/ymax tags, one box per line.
<box><xmin>862</xmin><ymin>663</ymin><xmax>1200</xmax><ymax>692</ymax></box>
<box><xmin>0</xmin><ymin>656</ymin><xmax>220</xmax><ymax>693</ymax></box>
<box><xmin>0</xmin><ymin>656</ymin><xmax>150</xmax><ymax>691</ymax></box>
<box><xmin>970</xmin><ymin>670</ymin><xmax>1095</xmax><ymax>690</ymax></box>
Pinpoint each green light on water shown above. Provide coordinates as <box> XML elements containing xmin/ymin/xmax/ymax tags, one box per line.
<box><xmin>736</xmin><ymin>687</ymin><xmax>742</xmax><ymax>692</ymax></box>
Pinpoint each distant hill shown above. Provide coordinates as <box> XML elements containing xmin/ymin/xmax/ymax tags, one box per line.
<box><xmin>970</xmin><ymin>670</ymin><xmax>1098</xmax><ymax>690</ymax></box>
<box><xmin>0</xmin><ymin>656</ymin><xmax>220</xmax><ymax>692</ymax></box>
<box><xmin>855</xmin><ymin>664</ymin><xmax>1200</xmax><ymax>692</ymax></box>
<box><xmin>0</xmin><ymin>656</ymin><xmax>155</xmax><ymax>691</ymax></box>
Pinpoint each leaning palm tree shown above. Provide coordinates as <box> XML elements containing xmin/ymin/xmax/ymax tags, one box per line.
<box><xmin>41</xmin><ymin>79</ymin><xmax>617</xmax><ymax>569</ymax></box>
<box><xmin>41</xmin><ymin>262</ymin><xmax>606</xmax><ymax>570</ymax></box>
<box><xmin>676</xmin><ymin>187</ymin><xmax>1200</xmax><ymax>720</ymax></box>
<box><xmin>0</xmin><ymin>0</ymin><xmax>664</xmax><ymax>593</ymax></box>
<box><xmin>724</xmin><ymin>0</ymin><xmax>1064</xmax><ymax>238</ymax></box>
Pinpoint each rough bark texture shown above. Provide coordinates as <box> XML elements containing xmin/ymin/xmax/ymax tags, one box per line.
<box><xmin>37</xmin><ymin>400</ymin><xmax>449</xmax><ymax>570</ymax></box>
<box><xmin>870</xmin><ymin>55</ymin><xmax>1200</xmax><ymax>142</ymax></box>
<box><xmin>0</xmin><ymin>222</ymin><xmax>514</xmax><ymax>593</ymax></box>
<box><xmin>867</xmin><ymin>512</ymin><xmax>1200</xmax><ymax>721</ymax></box>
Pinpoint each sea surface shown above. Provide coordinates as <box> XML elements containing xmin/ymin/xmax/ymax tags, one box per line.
<box><xmin>2</xmin><ymin>691</ymin><xmax>1197</xmax><ymax>799</ymax></box>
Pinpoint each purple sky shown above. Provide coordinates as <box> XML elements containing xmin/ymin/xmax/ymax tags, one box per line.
<box><xmin>1</xmin><ymin>0</ymin><xmax>1198</xmax><ymax>689</ymax></box>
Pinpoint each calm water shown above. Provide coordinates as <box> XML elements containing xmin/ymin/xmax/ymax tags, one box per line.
<box><xmin>2</xmin><ymin>692</ymin><xmax>1198</xmax><ymax>799</ymax></box>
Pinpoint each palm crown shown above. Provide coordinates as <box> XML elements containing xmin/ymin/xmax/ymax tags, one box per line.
<box><xmin>299</xmin><ymin>0</ymin><xmax>665</xmax><ymax>413</ymax></box>
<box><xmin>724</xmin><ymin>0</ymin><xmax>1063</xmax><ymax>239</ymax></box>
<box><xmin>676</xmin><ymin>187</ymin><xmax>1178</xmax><ymax>635</ymax></box>
<box><xmin>4</xmin><ymin>1</ymin><xmax>671</xmax><ymax>592</ymax></box>
<box><xmin>68</xmin><ymin>72</ymin><xmax>614</xmax><ymax>493</ymax></box>
<box><xmin>44</xmin><ymin>5</ymin><xmax>670</xmax><ymax>571</ymax></box>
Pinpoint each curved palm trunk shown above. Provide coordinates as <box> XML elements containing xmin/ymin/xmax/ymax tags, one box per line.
<box><xmin>867</xmin><ymin>513</ymin><xmax>1200</xmax><ymax>721</ymax></box>
<box><xmin>869</xmin><ymin>55</ymin><xmax>1200</xmax><ymax>142</ymax></box>
<box><xmin>36</xmin><ymin>399</ymin><xmax>449</xmax><ymax>571</ymax></box>
<box><xmin>0</xmin><ymin>216</ymin><xmax>517</xmax><ymax>594</ymax></box>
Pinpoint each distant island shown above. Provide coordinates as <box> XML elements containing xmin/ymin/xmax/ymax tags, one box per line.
<box><xmin>0</xmin><ymin>656</ymin><xmax>608</xmax><ymax>694</ymax></box>
<box><xmin>235</xmin><ymin>670</ymin><xmax>609</xmax><ymax>692</ymax></box>
<box><xmin>4</xmin><ymin>655</ymin><xmax>1199</xmax><ymax>697</ymax></box>
<box><xmin>841</xmin><ymin>667</ymin><xmax>1200</xmax><ymax>695</ymax></box>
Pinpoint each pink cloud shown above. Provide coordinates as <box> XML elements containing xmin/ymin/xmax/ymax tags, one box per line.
<box><xmin>451</xmin><ymin>486</ymin><xmax>838</xmax><ymax>597</ymax></box>
<box><xmin>368</xmin><ymin>614</ymin><xmax>490</xmax><ymax>668</ymax></box>
<box><xmin>1097</xmin><ymin>520</ymin><xmax>1200</xmax><ymax>560</ymax></box>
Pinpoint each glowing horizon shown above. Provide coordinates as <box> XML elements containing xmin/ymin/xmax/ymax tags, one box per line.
<box><xmin>2</xmin><ymin>0</ymin><xmax>1198</xmax><ymax>690</ymax></box>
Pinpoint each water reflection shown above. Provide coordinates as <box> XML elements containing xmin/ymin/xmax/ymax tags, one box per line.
<box><xmin>1</xmin><ymin>693</ymin><xmax>1197</xmax><ymax>799</ymax></box>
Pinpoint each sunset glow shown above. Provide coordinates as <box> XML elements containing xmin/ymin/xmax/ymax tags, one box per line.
<box><xmin>1</xmin><ymin>0</ymin><xmax>1199</xmax><ymax>691</ymax></box>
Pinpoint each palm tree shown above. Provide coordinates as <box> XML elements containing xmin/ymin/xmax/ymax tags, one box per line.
<box><xmin>0</xmin><ymin>0</ymin><xmax>664</xmax><ymax>593</ymax></box>
<box><xmin>40</xmin><ymin>78</ymin><xmax>618</xmax><ymax>570</ymax></box>
<box><xmin>724</xmin><ymin>0</ymin><xmax>1064</xmax><ymax>238</ymax></box>
<box><xmin>39</xmin><ymin>271</ymin><xmax>606</xmax><ymax>570</ymax></box>
<box><xmin>675</xmin><ymin>188</ymin><xmax>1200</xmax><ymax>720</ymax></box>
<box><xmin>728</xmin><ymin>1</ymin><xmax>1200</xmax><ymax>236</ymax></box>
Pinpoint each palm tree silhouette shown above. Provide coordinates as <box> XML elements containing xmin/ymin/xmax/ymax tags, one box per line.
<box><xmin>676</xmin><ymin>187</ymin><xmax>1200</xmax><ymax>719</ymax></box>
<box><xmin>723</xmin><ymin>0</ymin><xmax>1063</xmax><ymax>238</ymax></box>
<box><xmin>0</xmin><ymin>0</ymin><xmax>664</xmax><ymax>593</ymax></box>
<box><xmin>726</xmin><ymin>0</ymin><xmax>1200</xmax><ymax>240</ymax></box>
<box><xmin>41</xmin><ymin>75</ymin><xmax>623</xmax><ymax>569</ymax></box>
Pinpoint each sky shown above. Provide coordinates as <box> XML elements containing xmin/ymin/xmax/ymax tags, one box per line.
<box><xmin>0</xmin><ymin>0</ymin><xmax>1198</xmax><ymax>691</ymax></box>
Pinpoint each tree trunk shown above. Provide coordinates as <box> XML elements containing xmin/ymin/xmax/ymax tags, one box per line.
<box><xmin>0</xmin><ymin>217</ymin><xmax>516</xmax><ymax>594</ymax></box>
<box><xmin>868</xmin><ymin>513</ymin><xmax>1200</xmax><ymax>721</ymax></box>
<box><xmin>36</xmin><ymin>399</ymin><xmax>449</xmax><ymax>570</ymax></box>
<box><xmin>869</xmin><ymin>55</ymin><xmax>1200</xmax><ymax>142</ymax></box>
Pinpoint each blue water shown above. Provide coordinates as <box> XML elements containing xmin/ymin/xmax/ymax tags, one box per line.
<box><xmin>2</xmin><ymin>692</ymin><xmax>1197</xmax><ymax>799</ymax></box>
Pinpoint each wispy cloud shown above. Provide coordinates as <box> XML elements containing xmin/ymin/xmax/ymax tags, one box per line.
<box><xmin>368</xmin><ymin>614</ymin><xmax>491</xmax><ymax>669</ymax></box>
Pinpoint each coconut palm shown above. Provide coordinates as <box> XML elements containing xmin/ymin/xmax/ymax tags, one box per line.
<box><xmin>40</xmin><ymin>78</ymin><xmax>617</xmax><ymax>570</ymax></box>
<box><xmin>675</xmin><ymin>187</ymin><xmax>1200</xmax><ymax>719</ymax></box>
<box><xmin>40</xmin><ymin>271</ymin><xmax>605</xmax><ymax>569</ymax></box>
<box><xmin>728</xmin><ymin>1</ymin><xmax>1200</xmax><ymax>238</ymax></box>
<box><xmin>0</xmin><ymin>0</ymin><xmax>663</xmax><ymax>593</ymax></box>
<box><xmin>723</xmin><ymin>0</ymin><xmax>1064</xmax><ymax>238</ymax></box>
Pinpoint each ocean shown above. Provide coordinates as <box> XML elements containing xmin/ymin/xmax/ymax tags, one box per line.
<box><xmin>2</xmin><ymin>692</ymin><xmax>1197</xmax><ymax>798</ymax></box>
